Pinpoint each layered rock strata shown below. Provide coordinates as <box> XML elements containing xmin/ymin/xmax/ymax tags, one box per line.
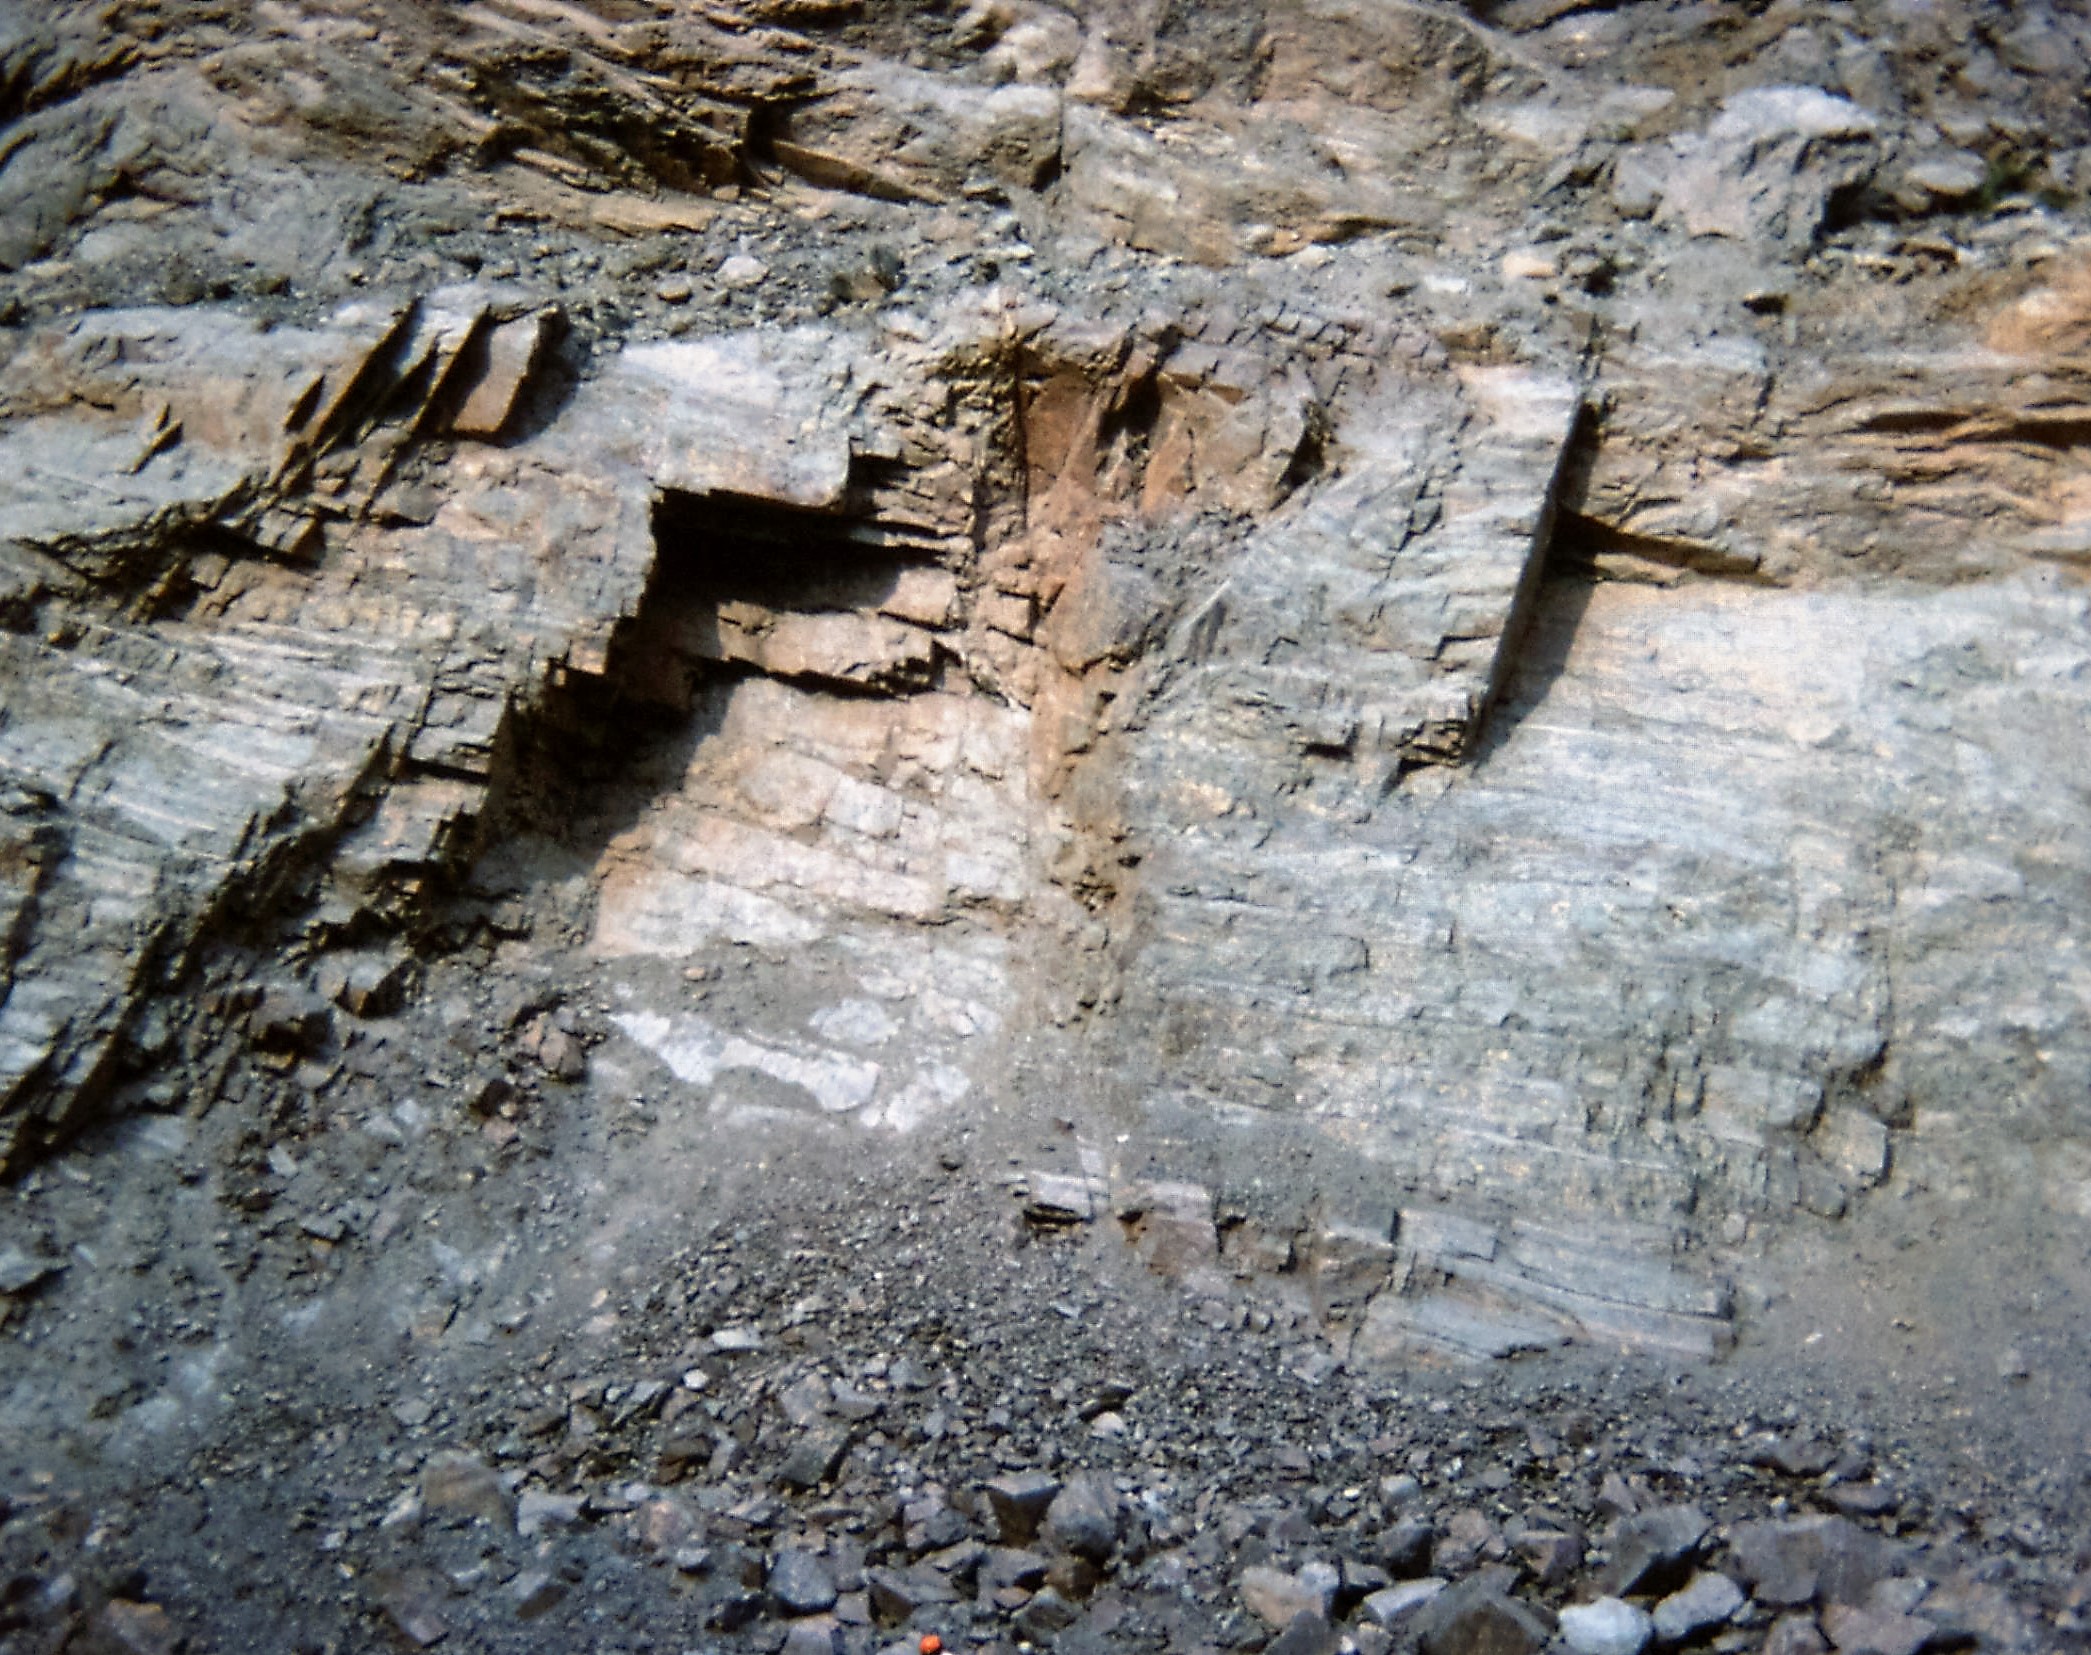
<box><xmin>2</xmin><ymin>0</ymin><xmax>2089</xmax><ymax>1361</ymax></box>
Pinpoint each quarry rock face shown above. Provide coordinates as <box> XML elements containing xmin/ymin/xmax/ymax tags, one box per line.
<box><xmin>0</xmin><ymin>2</ymin><xmax>2089</xmax><ymax>1646</ymax></box>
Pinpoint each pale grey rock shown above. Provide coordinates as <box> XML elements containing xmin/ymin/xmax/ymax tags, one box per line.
<box><xmin>1557</xmin><ymin>1598</ymin><xmax>1653</xmax><ymax>1655</ymax></box>
<box><xmin>420</xmin><ymin>1452</ymin><xmax>511</xmax><ymax>1530</ymax></box>
<box><xmin>515</xmin><ymin>1490</ymin><xmax>584</xmax><ymax>1540</ymax></box>
<box><xmin>772</xmin><ymin>65</ymin><xmax>1062</xmax><ymax>202</ymax></box>
<box><xmin>1362</xmin><ymin>1580</ymin><xmax>1448</xmax><ymax>1629</ymax></box>
<box><xmin>1901</xmin><ymin>149</ymin><xmax>1989</xmax><ymax>202</ymax></box>
<box><xmin>1242</xmin><ymin>1564</ymin><xmax>1337</xmax><ymax>1629</ymax></box>
<box><xmin>1652</xmin><ymin>1572</ymin><xmax>1745</xmax><ymax>1642</ymax></box>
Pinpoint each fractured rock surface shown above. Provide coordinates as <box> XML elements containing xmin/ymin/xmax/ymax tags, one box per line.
<box><xmin>0</xmin><ymin>0</ymin><xmax>2088</xmax><ymax>1353</ymax></box>
<box><xmin>2</xmin><ymin>2</ymin><xmax>2091</xmax><ymax>1643</ymax></box>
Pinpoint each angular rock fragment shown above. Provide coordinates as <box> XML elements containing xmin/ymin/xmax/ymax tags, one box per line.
<box><xmin>984</xmin><ymin>1471</ymin><xmax>1061</xmax><ymax>1545</ymax></box>
<box><xmin>1014</xmin><ymin>1586</ymin><xmax>1081</xmax><ymax>1639</ymax></box>
<box><xmin>1557</xmin><ymin>1597</ymin><xmax>1653</xmax><ymax>1655</ymax></box>
<box><xmin>1763</xmin><ymin>1616</ymin><xmax>1831</xmax><ymax>1655</ymax></box>
<box><xmin>866</xmin><ymin>1564</ymin><xmax>957</xmax><ymax>1622</ymax></box>
<box><xmin>510</xmin><ymin>1568</ymin><xmax>567</xmax><ymax>1620</ymax></box>
<box><xmin>1362</xmin><ymin>1579</ymin><xmax>1448</xmax><ymax>1631</ymax></box>
<box><xmin>1241</xmin><ymin>1564</ymin><xmax>1337</xmax><ymax>1629</ymax></box>
<box><xmin>1599</xmin><ymin>1504</ymin><xmax>1709</xmax><ymax>1595</ymax></box>
<box><xmin>771</xmin><ymin>1548</ymin><xmax>840</xmax><ymax>1615</ymax></box>
<box><xmin>369</xmin><ymin>1568</ymin><xmax>452</xmax><ymax>1647</ymax></box>
<box><xmin>420</xmin><ymin>1450</ymin><xmax>511</xmax><ymax>1530</ymax></box>
<box><xmin>81</xmin><ymin>1599</ymin><xmax>179</xmax><ymax>1655</ymax></box>
<box><xmin>1412</xmin><ymin>1576</ymin><xmax>1553</xmax><ymax>1655</ymax></box>
<box><xmin>1727</xmin><ymin>1517</ymin><xmax>1887</xmax><ymax>1610</ymax></box>
<box><xmin>1819</xmin><ymin>1604</ymin><xmax>1936</xmax><ymax>1655</ymax></box>
<box><xmin>1267</xmin><ymin>1609</ymin><xmax>1339</xmax><ymax>1655</ymax></box>
<box><xmin>1042</xmin><ymin>1475</ymin><xmax>1121</xmax><ymax>1562</ymax></box>
<box><xmin>777</xmin><ymin>1424</ymin><xmax>853</xmax><ymax>1489</ymax></box>
<box><xmin>1651</xmin><ymin>1571</ymin><xmax>1744</xmax><ymax>1643</ymax></box>
<box><xmin>449</xmin><ymin>310</ymin><xmax>558</xmax><ymax>441</ymax></box>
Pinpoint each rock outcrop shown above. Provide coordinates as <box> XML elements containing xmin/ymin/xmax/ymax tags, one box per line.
<box><xmin>1</xmin><ymin>0</ymin><xmax>2089</xmax><ymax>1365</ymax></box>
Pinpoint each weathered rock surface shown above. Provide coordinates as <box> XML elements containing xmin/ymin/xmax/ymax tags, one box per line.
<box><xmin>0</xmin><ymin>0</ymin><xmax>2085</xmax><ymax>1331</ymax></box>
<box><xmin>1</xmin><ymin>0</ymin><xmax>2090</xmax><ymax>1644</ymax></box>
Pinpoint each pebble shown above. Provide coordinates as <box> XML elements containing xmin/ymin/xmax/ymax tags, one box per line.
<box><xmin>511</xmin><ymin>1567</ymin><xmax>568</xmax><ymax>1619</ymax></box>
<box><xmin>1242</xmin><ymin>1563</ymin><xmax>1337</xmax><ymax>1627</ymax></box>
<box><xmin>782</xmin><ymin>1620</ymin><xmax>840</xmax><ymax>1655</ymax></box>
<box><xmin>777</xmin><ymin>1424</ymin><xmax>852</xmax><ymax>1488</ymax></box>
<box><xmin>419</xmin><ymin>1451</ymin><xmax>510</xmax><ymax>1529</ymax></box>
<box><xmin>1361</xmin><ymin>1579</ymin><xmax>1447</xmax><ymax>1629</ymax></box>
<box><xmin>1042</xmin><ymin>1475</ymin><xmax>1121</xmax><ymax>1562</ymax></box>
<box><xmin>1267</xmin><ymin>1608</ymin><xmax>1339</xmax><ymax>1655</ymax></box>
<box><xmin>1651</xmin><ymin>1570</ymin><xmax>1745</xmax><ymax>1642</ymax></box>
<box><xmin>719</xmin><ymin>254</ymin><xmax>769</xmax><ymax>288</ymax></box>
<box><xmin>1819</xmin><ymin>1604</ymin><xmax>1936</xmax><ymax>1655</ymax></box>
<box><xmin>1558</xmin><ymin>1596</ymin><xmax>1652</xmax><ymax>1655</ymax></box>
<box><xmin>1764</xmin><ymin>1614</ymin><xmax>1831</xmax><ymax>1655</ymax></box>
<box><xmin>1599</xmin><ymin>1504</ymin><xmax>1709</xmax><ymax>1594</ymax></box>
<box><xmin>984</xmin><ymin>1471</ymin><xmax>1060</xmax><ymax>1544</ymax></box>
<box><xmin>770</xmin><ymin>1548</ymin><xmax>840</xmax><ymax>1615</ymax></box>
<box><xmin>515</xmin><ymin>1488</ymin><xmax>584</xmax><ymax>1538</ymax></box>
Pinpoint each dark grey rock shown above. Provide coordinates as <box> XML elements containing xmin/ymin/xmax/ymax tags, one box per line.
<box><xmin>1728</xmin><ymin>1517</ymin><xmax>1886</xmax><ymax>1610</ymax></box>
<box><xmin>1361</xmin><ymin>1580</ymin><xmax>1447</xmax><ymax>1630</ymax></box>
<box><xmin>770</xmin><ymin>1549</ymin><xmax>840</xmax><ymax>1616</ymax></box>
<box><xmin>1819</xmin><ymin>1604</ymin><xmax>1934</xmax><ymax>1655</ymax></box>
<box><xmin>866</xmin><ymin>1565</ymin><xmax>957</xmax><ymax>1623</ymax></box>
<box><xmin>1042</xmin><ymin>1475</ymin><xmax>1121</xmax><ymax>1562</ymax></box>
<box><xmin>707</xmin><ymin>1589</ymin><xmax>768</xmax><ymax>1632</ymax></box>
<box><xmin>1266</xmin><ymin>1609</ymin><xmax>1338</xmax><ymax>1655</ymax></box>
<box><xmin>1377</xmin><ymin>1516</ymin><xmax>1437</xmax><ymax>1578</ymax></box>
<box><xmin>1598</xmin><ymin>1504</ymin><xmax>1709</xmax><ymax>1595</ymax></box>
<box><xmin>511</xmin><ymin>1568</ymin><xmax>567</xmax><ymax>1620</ymax></box>
<box><xmin>1748</xmin><ymin>1434</ymin><xmax>1838</xmax><ymax>1478</ymax></box>
<box><xmin>985</xmin><ymin>1471</ymin><xmax>1062</xmax><ymax>1544</ymax></box>
<box><xmin>1014</xmin><ymin>1587</ymin><xmax>1082</xmax><ymax>1640</ymax></box>
<box><xmin>420</xmin><ymin>1451</ymin><xmax>512</xmax><ymax>1530</ymax></box>
<box><xmin>983</xmin><ymin>1548</ymin><xmax>1050</xmax><ymax>1591</ymax></box>
<box><xmin>1510</xmin><ymin>1526</ymin><xmax>1583</xmax><ymax>1587</ymax></box>
<box><xmin>1413</xmin><ymin>1576</ymin><xmax>1553</xmax><ymax>1655</ymax></box>
<box><xmin>370</xmin><ymin>1568</ymin><xmax>452</xmax><ymax>1649</ymax></box>
<box><xmin>1825</xmin><ymin>1483</ymin><xmax>1899</xmax><ymax>1518</ymax></box>
<box><xmin>1338</xmin><ymin>1557</ymin><xmax>1393</xmax><ymax>1609</ymax></box>
<box><xmin>777</xmin><ymin>1425</ymin><xmax>852</xmax><ymax>1490</ymax></box>
<box><xmin>1241</xmin><ymin>1565</ymin><xmax>1336</xmax><ymax>1628</ymax></box>
<box><xmin>1762</xmin><ymin>1616</ymin><xmax>1829</xmax><ymax>1655</ymax></box>
<box><xmin>781</xmin><ymin>1620</ymin><xmax>840</xmax><ymax>1655</ymax></box>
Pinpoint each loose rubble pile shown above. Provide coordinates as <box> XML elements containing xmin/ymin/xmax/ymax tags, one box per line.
<box><xmin>0</xmin><ymin>1160</ymin><xmax>2083</xmax><ymax>1654</ymax></box>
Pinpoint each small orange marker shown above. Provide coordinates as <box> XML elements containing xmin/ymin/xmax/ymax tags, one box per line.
<box><xmin>920</xmin><ymin>1637</ymin><xmax>942</xmax><ymax>1654</ymax></box>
